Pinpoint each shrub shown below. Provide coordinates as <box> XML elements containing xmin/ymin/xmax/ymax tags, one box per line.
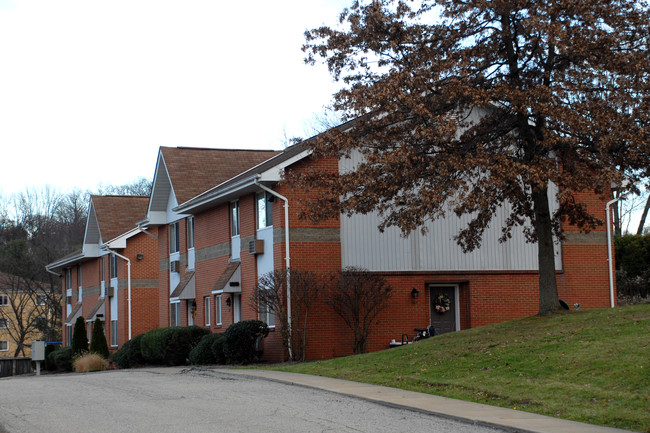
<box><xmin>72</xmin><ymin>353</ymin><xmax>108</xmax><ymax>373</ymax></box>
<box><xmin>615</xmin><ymin>234</ymin><xmax>650</xmax><ymax>298</ymax></box>
<box><xmin>71</xmin><ymin>316</ymin><xmax>88</xmax><ymax>358</ymax></box>
<box><xmin>223</xmin><ymin>320</ymin><xmax>269</xmax><ymax>365</ymax></box>
<box><xmin>50</xmin><ymin>346</ymin><xmax>73</xmax><ymax>372</ymax></box>
<box><xmin>140</xmin><ymin>326</ymin><xmax>209</xmax><ymax>366</ymax></box>
<box><xmin>111</xmin><ymin>333</ymin><xmax>145</xmax><ymax>369</ymax></box>
<box><xmin>189</xmin><ymin>333</ymin><xmax>226</xmax><ymax>365</ymax></box>
<box><xmin>44</xmin><ymin>343</ymin><xmax>59</xmax><ymax>371</ymax></box>
<box><xmin>90</xmin><ymin>318</ymin><xmax>110</xmax><ymax>359</ymax></box>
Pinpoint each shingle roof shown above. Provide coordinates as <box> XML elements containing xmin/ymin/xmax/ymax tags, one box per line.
<box><xmin>92</xmin><ymin>196</ymin><xmax>150</xmax><ymax>242</ymax></box>
<box><xmin>160</xmin><ymin>147</ymin><xmax>281</xmax><ymax>205</ymax></box>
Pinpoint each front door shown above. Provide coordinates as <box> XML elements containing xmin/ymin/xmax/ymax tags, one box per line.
<box><xmin>430</xmin><ymin>285</ymin><xmax>457</xmax><ymax>335</ymax></box>
<box><xmin>233</xmin><ymin>294</ymin><xmax>241</xmax><ymax>323</ymax></box>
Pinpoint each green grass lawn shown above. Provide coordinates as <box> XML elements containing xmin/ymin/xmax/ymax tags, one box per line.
<box><xmin>267</xmin><ymin>304</ymin><xmax>649</xmax><ymax>432</ymax></box>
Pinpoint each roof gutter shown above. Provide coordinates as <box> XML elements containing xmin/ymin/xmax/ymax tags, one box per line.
<box><xmin>253</xmin><ymin>179</ymin><xmax>292</xmax><ymax>360</ymax></box>
<box><xmin>174</xmin><ymin>175</ymin><xmax>260</xmax><ymax>213</ymax></box>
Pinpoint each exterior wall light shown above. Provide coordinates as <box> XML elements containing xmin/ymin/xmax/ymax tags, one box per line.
<box><xmin>136</xmin><ymin>253</ymin><xmax>144</xmax><ymax>261</ymax></box>
<box><xmin>411</xmin><ymin>288</ymin><xmax>419</xmax><ymax>299</ymax></box>
<box><xmin>225</xmin><ymin>297</ymin><xmax>232</xmax><ymax>307</ymax></box>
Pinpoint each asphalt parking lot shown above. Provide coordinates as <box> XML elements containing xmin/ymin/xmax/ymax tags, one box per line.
<box><xmin>0</xmin><ymin>367</ymin><xmax>505</xmax><ymax>433</ymax></box>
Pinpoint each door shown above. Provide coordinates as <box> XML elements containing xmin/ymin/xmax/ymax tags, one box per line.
<box><xmin>430</xmin><ymin>285</ymin><xmax>458</xmax><ymax>335</ymax></box>
<box><xmin>233</xmin><ymin>294</ymin><xmax>241</xmax><ymax>323</ymax></box>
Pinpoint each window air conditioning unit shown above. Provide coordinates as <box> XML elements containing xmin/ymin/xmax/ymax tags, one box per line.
<box><xmin>170</xmin><ymin>260</ymin><xmax>180</xmax><ymax>273</ymax></box>
<box><xmin>249</xmin><ymin>239</ymin><xmax>264</xmax><ymax>255</ymax></box>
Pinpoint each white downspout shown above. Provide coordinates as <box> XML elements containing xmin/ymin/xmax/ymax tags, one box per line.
<box><xmin>606</xmin><ymin>197</ymin><xmax>620</xmax><ymax>309</ymax></box>
<box><xmin>106</xmin><ymin>249</ymin><xmax>132</xmax><ymax>340</ymax></box>
<box><xmin>254</xmin><ymin>180</ymin><xmax>292</xmax><ymax>359</ymax></box>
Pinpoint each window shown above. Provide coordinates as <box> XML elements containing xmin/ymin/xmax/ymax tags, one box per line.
<box><xmin>100</xmin><ymin>257</ymin><xmax>105</xmax><ymax>282</ymax></box>
<box><xmin>169</xmin><ymin>221</ymin><xmax>180</xmax><ymax>254</ymax></box>
<box><xmin>36</xmin><ymin>295</ymin><xmax>47</xmax><ymax>306</ymax></box>
<box><xmin>0</xmin><ymin>341</ymin><xmax>7</xmax><ymax>351</ymax></box>
<box><xmin>77</xmin><ymin>264</ymin><xmax>82</xmax><ymax>288</ymax></box>
<box><xmin>216</xmin><ymin>295</ymin><xmax>222</xmax><ymax>325</ymax></box>
<box><xmin>66</xmin><ymin>268</ymin><xmax>72</xmax><ymax>291</ymax></box>
<box><xmin>187</xmin><ymin>217</ymin><xmax>195</xmax><ymax>249</ymax></box>
<box><xmin>204</xmin><ymin>296</ymin><xmax>211</xmax><ymax>326</ymax></box>
<box><xmin>258</xmin><ymin>298</ymin><xmax>275</xmax><ymax>327</ymax></box>
<box><xmin>256</xmin><ymin>192</ymin><xmax>273</xmax><ymax>229</ymax></box>
<box><xmin>66</xmin><ymin>325</ymin><xmax>73</xmax><ymax>346</ymax></box>
<box><xmin>170</xmin><ymin>302</ymin><xmax>180</xmax><ymax>327</ymax></box>
<box><xmin>110</xmin><ymin>254</ymin><xmax>118</xmax><ymax>279</ymax></box>
<box><xmin>110</xmin><ymin>320</ymin><xmax>118</xmax><ymax>347</ymax></box>
<box><xmin>230</xmin><ymin>201</ymin><xmax>240</xmax><ymax>236</ymax></box>
<box><xmin>0</xmin><ymin>295</ymin><xmax>8</xmax><ymax>306</ymax></box>
<box><xmin>0</xmin><ymin>319</ymin><xmax>7</xmax><ymax>329</ymax></box>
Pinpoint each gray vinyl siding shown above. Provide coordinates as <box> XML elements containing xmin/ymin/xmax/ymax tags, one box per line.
<box><xmin>339</xmin><ymin>148</ymin><xmax>562</xmax><ymax>272</ymax></box>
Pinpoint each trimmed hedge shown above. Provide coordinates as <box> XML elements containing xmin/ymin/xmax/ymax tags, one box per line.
<box><xmin>189</xmin><ymin>333</ymin><xmax>226</xmax><ymax>365</ymax></box>
<box><xmin>223</xmin><ymin>320</ymin><xmax>269</xmax><ymax>365</ymax></box>
<box><xmin>111</xmin><ymin>333</ymin><xmax>145</xmax><ymax>369</ymax></box>
<box><xmin>44</xmin><ymin>343</ymin><xmax>59</xmax><ymax>371</ymax></box>
<box><xmin>50</xmin><ymin>346</ymin><xmax>73</xmax><ymax>372</ymax></box>
<box><xmin>140</xmin><ymin>326</ymin><xmax>209</xmax><ymax>366</ymax></box>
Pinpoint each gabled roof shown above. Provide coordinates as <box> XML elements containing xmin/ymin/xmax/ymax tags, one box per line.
<box><xmin>90</xmin><ymin>195</ymin><xmax>149</xmax><ymax>243</ymax></box>
<box><xmin>159</xmin><ymin>147</ymin><xmax>281</xmax><ymax>204</ymax></box>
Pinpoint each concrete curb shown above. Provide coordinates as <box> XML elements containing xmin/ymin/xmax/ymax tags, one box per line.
<box><xmin>214</xmin><ymin>369</ymin><xmax>632</xmax><ymax>433</ymax></box>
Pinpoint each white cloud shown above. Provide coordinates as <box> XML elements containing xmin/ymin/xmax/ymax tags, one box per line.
<box><xmin>0</xmin><ymin>0</ymin><xmax>346</xmax><ymax>195</ymax></box>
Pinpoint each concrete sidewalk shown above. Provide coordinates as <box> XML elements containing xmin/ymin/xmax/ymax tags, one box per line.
<box><xmin>218</xmin><ymin>369</ymin><xmax>631</xmax><ymax>433</ymax></box>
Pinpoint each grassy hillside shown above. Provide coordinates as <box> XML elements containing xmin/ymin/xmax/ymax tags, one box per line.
<box><xmin>271</xmin><ymin>305</ymin><xmax>649</xmax><ymax>432</ymax></box>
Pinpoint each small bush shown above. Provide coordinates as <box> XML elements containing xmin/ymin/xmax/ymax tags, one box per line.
<box><xmin>50</xmin><ymin>346</ymin><xmax>73</xmax><ymax>372</ymax></box>
<box><xmin>223</xmin><ymin>320</ymin><xmax>269</xmax><ymax>365</ymax></box>
<box><xmin>189</xmin><ymin>333</ymin><xmax>226</xmax><ymax>365</ymax></box>
<box><xmin>44</xmin><ymin>343</ymin><xmax>59</xmax><ymax>371</ymax></box>
<box><xmin>111</xmin><ymin>333</ymin><xmax>145</xmax><ymax>369</ymax></box>
<box><xmin>90</xmin><ymin>318</ymin><xmax>110</xmax><ymax>359</ymax></box>
<box><xmin>73</xmin><ymin>353</ymin><xmax>108</xmax><ymax>373</ymax></box>
<box><xmin>140</xmin><ymin>326</ymin><xmax>209</xmax><ymax>366</ymax></box>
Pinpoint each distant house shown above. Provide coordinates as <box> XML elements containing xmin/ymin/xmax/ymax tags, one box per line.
<box><xmin>0</xmin><ymin>272</ymin><xmax>53</xmax><ymax>357</ymax></box>
<box><xmin>46</xmin><ymin>195</ymin><xmax>157</xmax><ymax>350</ymax></box>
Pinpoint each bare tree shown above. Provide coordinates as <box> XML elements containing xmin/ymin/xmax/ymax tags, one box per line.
<box><xmin>327</xmin><ymin>267</ymin><xmax>392</xmax><ymax>355</ymax></box>
<box><xmin>250</xmin><ymin>269</ymin><xmax>323</xmax><ymax>361</ymax></box>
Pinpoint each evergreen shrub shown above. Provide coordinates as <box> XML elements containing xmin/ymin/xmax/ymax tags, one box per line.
<box><xmin>111</xmin><ymin>333</ymin><xmax>145</xmax><ymax>369</ymax></box>
<box><xmin>189</xmin><ymin>333</ymin><xmax>226</xmax><ymax>365</ymax></box>
<box><xmin>71</xmin><ymin>316</ymin><xmax>88</xmax><ymax>357</ymax></box>
<box><xmin>223</xmin><ymin>320</ymin><xmax>269</xmax><ymax>365</ymax></box>
<box><xmin>51</xmin><ymin>346</ymin><xmax>73</xmax><ymax>372</ymax></box>
<box><xmin>90</xmin><ymin>318</ymin><xmax>110</xmax><ymax>359</ymax></box>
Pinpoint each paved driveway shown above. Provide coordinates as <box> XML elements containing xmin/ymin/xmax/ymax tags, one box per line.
<box><xmin>0</xmin><ymin>367</ymin><xmax>503</xmax><ymax>433</ymax></box>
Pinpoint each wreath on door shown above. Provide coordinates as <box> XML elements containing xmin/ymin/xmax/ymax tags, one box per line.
<box><xmin>434</xmin><ymin>293</ymin><xmax>451</xmax><ymax>313</ymax></box>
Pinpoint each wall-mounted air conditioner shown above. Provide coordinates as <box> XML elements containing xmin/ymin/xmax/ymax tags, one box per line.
<box><xmin>249</xmin><ymin>239</ymin><xmax>264</xmax><ymax>255</ymax></box>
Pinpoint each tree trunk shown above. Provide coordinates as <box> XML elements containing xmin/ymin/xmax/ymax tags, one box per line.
<box><xmin>532</xmin><ymin>187</ymin><xmax>560</xmax><ymax>315</ymax></box>
<box><xmin>636</xmin><ymin>195</ymin><xmax>650</xmax><ymax>235</ymax></box>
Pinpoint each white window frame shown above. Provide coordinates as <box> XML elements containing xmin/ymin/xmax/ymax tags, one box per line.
<box><xmin>36</xmin><ymin>294</ymin><xmax>47</xmax><ymax>306</ymax></box>
<box><xmin>204</xmin><ymin>296</ymin><xmax>211</xmax><ymax>326</ymax></box>
<box><xmin>0</xmin><ymin>340</ymin><xmax>8</xmax><ymax>351</ymax></box>
<box><xmin>66</xmin><ymin>324</ymin><xmax>73</xmax><ymax>347</ymax></box>
<box><xmin>258</xmin><ymin>297</ymin><xmax>275</xmax><ymax>328</ymax></box>
<box><xmin>0</xmin><ymin>318</ymin><xmax>8</xmax><ymax>329</ymax></box>
<box><xmin>230</xmin><ymin>201</ymin><xmax>240</xmax><ymax>237</ymax></box>
<box><xmin>187</xmin><ymin>216</ymin><xmax>195</xmax><ymax>249</ymax></box>
<box><xmin>170</xmin><ymin>301</ymin><xmax>181</xmax><ymax>327</ymax></box>
<box><xmin>66</xmin><ymin>268</ymin><xmax>72</xmax><ymax>291</ymax></box>
<box><xmin>0</xmin><ymin>295</ymin><xmax>8</xmax><ymax>306</ymax></box>
<box><xmin>169</xmin><ymin>221</ymin><xmax>180</xmax><ymax>254</ymax></box>
<box><xmin>110</xmin><ymin>320</ymin><xmax>118</xmax><ymax>347</ymax></box>
<box><xmin>256</xmin><ymin>191</ymin><xmax>273</xmax><ymax>229</ymax></box>
<box><xmin>216</xmin><ymin>295</ymin><xmax>222</xmax><ymax>326</ymax></box>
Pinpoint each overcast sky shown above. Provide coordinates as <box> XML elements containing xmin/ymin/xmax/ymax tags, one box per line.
<box><xmin>0</xmin><ymin>0</ymin><xmax>348</xmax><ymax>196</ymax></box>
